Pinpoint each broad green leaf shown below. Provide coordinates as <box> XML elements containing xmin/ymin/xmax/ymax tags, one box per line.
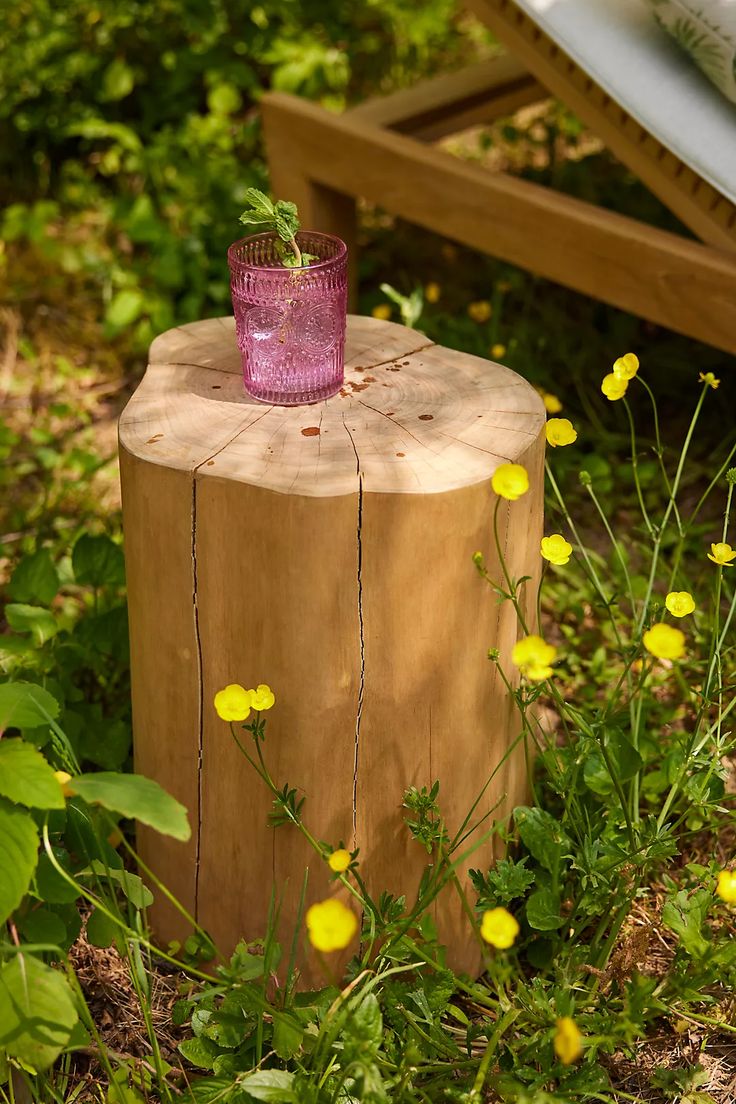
<box><xmin>179</xmin><ymin>1036</ymin><xmax>220</xmax><ymax>1070</ymax></box>
<box><xmin>0</xmin><ymin>955</ymin><xmax>78</xmax><ymax>1072</ymax></box>
<box><xmin>272</xmin><ymin>1011</ymin><xmax>304</xmax><ymax>1059</ymax></box>
<box><xmin>0</xmin><ymin>681</ymin><xmax>60</xmax><ymax>731</ymax></box>
<box><xmin>525</xmin><ymin>887</ymin><xmax>564</xmax><ymax>931</ymax></box>
<box><xmin>187</xmin><ymin>1078</ymin><xmax>235</xmax><ymax>1103</ymax></box>
<box><xmin>35</xmin><ymin>850</ymin><xmax>79</xmax><ymax>904</ymax></box>
<box><xmin>7</xmin><ymin>550</ymin><xmax>60</xmax><ymax>605</ymax></box>
<box><xmin>514</xmin><ymin>806</ymin><xmax>570</xmax><ymax>875</ymax></box>
<box><xmin>69</xmin><ymin>773</ymin><xmax>190</xmax><ymax>841</ymax></box>
<box><xmin>5</xmin><ymin>604</ymin><xmax>58</xmax><ymax>645</ymax></box>
<box><xmin>662</xmin><ymin>889</ymin><xmax>711</xmax><ymax>958</ymax></box>
<box><xmin>0</xmin><ymin>739</ymin><xmax>65</xmax><ymax>809</ymax></box>
<box><xmin>86</xmin><ymin>907</ymin><xmax>120</xmax><ymax>948</ymax></box>
<box><xmin>239</xmin><ymin>1070</ymin><xmax>297</xmax><ymax>1102</ymax></box>
<box><xmin>72</xmin><ymin>534</ymin><xmax>125</xmax><ymax>587</ymax></box>
<box><xmin>102</xmin><ymin>59</ymin><xmax>135</xmax><ymax>101</ymax></box>
<box><xmin>349</xmin><ymin>992</ymin><xmax>382</xmax><ymax>1055</ymax></box>
<box><xmin>18</xmin><ymin>907</ymin><xmax>67</xmax><ymax>947</ymax></box>
<box><xmin>105</xmin><ymin>289</ymin><xmax>144</xmax><ymax>330</ymax></box>
<box><xmin>0</xmin><ymin>797</ymin><xmax>39</xmax><ymax>923</ymax></box>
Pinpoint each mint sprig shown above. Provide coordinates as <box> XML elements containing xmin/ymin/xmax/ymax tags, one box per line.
<box><xmin>238</xmin><ymin>188</ymin><xmax>318</xmax><ymax>268</ymax></box>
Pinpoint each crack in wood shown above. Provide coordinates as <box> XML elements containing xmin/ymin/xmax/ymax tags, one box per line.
<box><xmin>342</xmin><ymin>418</ymin><xmax>365</xmax><ymax>846</ymax></box>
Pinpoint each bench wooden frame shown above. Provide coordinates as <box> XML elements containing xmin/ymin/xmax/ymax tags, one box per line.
<box><xmin>262</xmin><ymin>0</ymin><xmax>736</xmax><ymax>355</ymax></box>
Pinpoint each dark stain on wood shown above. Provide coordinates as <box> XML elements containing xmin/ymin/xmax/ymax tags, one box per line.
<box><xmin>419</xmin><ymin>414</ymin><xmax>434</xmax><ymax>421</ymax></box>
<box><xmin>396</xmin><ymin>452</ymin><xmax>405</xmax><ymax>458</ymax></box>
<box><xmin>301</xmin><ymin>426</ymin><xmax>321</xmax><ymax>437</ymax></box>
<box><xmin>146</xmin><ymin>434</ymin><xmax>164</xmax><ymax>443</ymax></box>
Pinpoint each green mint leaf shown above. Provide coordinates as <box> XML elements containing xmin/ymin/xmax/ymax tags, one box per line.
<box><xmin>273</xmin><ymin>199</ymin><xmax>300</xmax><ymax>243</ymax></box>
<box><xmin>242</xmin><ymin>188</ymin><xmax>275</xmax><ymax>221</ymax></box>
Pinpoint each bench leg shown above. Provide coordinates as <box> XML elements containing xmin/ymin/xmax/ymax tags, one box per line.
<box><xmin>264</xmin><ymin>122</ymin><xmax>359</xmax><ymax>309</ymax></box>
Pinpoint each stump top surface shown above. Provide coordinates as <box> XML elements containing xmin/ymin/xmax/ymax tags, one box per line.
<box><xmin>119</xmin><ymin>315</ymin><xmax>544</xmax><ymax>496</ymax></box>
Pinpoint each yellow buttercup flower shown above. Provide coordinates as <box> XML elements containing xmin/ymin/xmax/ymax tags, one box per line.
<box><xmin>491</xmin><ymin>463</ymin><xmax>529</xmax><ymax>501</ymax></box>
<box><xmin>214</xmin><ymin>684</ymin><xmax>252</xmax><ymax>722</ymax></box>
<box><xmin>371</xmin><ymin>304</ymin><xmax>391</xmax><ymax>321</ymax></box>
<box><xmin>305</xmin><ymin>898</ymin><xmax>358</xmax><ymax>952</ymax></box>
<box><xmin>542</xmin><ymin>392</ymin><xmax>562</xmax><ymax>414</ymax></box>
<box><xmin>716</xmin><ymin>870</ymin><xmax>736</xmax><ymax>904</ymax></box>
<box><xmin>54</xmin><ymin>771</ymin><xmax>74</xmax><ymax>798</ymax></box>
<box><xmin>491</xmin><ymin>343</ymin><xmax>506</xmax><ymax>359</ymax></box>
<box><xmin>612</xmin><ymin>352</ymin><xmax>639</xmax><ymax>380</ymax></box>
<box><xmin>665</xmin><ymin>591</ymin><xmax>695</xmax><ymax>618</ymax></box>
<box><xmin>512</xmin><ymin>635</ymin><xmax>557</xmax><ymax>681</ymax></box>
<box><xmin>249</xmin><ymin>684</ymin><xmax>275</xmax><ymax>711</ymax></box>
<box><xmin>708</xmin><ymin>542</ymin><xmax>736</xmax><ymax>567</ymax></box>
<box><xmin>545</xmin><ymin>418</ymin><xmax>577</xmax><ymax>448</ymax></box>
<box><xmin>642</xmin><ymin>623</ymin><xmax>685</xmax><ymax>661</ymax></box>
<box><xmin>601</xmin><ymin>373</ymin><xmax>628</xmax><ymax>401</ymax></box>
<box><xmin>699</xmin><ymin>372</ymin><xmax>720</xmax><ymax>389</ymax></box>
<box><xmin>554</xmin><ymin>1017</ymin><xmax>583</xmax><ymax>1065</ymax></box>
<box><xmin>541</xmin><ymin>534</ymin><xmax>573</xmax><ymax>566</ymax></box>
<box><xmin>468</xmin><ymin>300</ymin><xmax>492</xmax><ymax>323</ymax></box>
<box><xmin>424</xmin><ymin>282</ymin><xmax>441</xmax><ymax>303</ymax></box>
<box><xmin>327</xmin><ymin>848</ymin><xmax>351</xmax><ymax>873</ymax></box>
<box><xmin>480</xmin><ymin>907</ymin><xmax>519</xmax><ymax>949</ymax></box>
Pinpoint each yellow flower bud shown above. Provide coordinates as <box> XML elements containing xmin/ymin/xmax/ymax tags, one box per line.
<box><xmin>305</xmin><ymin>898</ymin><xmax>358</xmax><ymax>952</ymax></box>
<box><xmin>699</xmin><ymin>371</ymin><xmax>720</xmax><ymax>389</ymax></box>
<box><xmin>601</xmin><ymin>373</ymin><xmax>628</xmax><ymax>401</ymax></box>
<box><xmin>542</xmin><ymin>392</ymin><xmax>562</xmax><ymax>414</ymax></box>
<box><xmin>491</xmin><ymin>463</ymin><xmax>529</xmax><ymax>501</ymax></box>
<box><xmin>327</xmin><ymin>848</ymin><xmax>351</xmax><ymax>873</ymax></box>
<box><xmin>541</xmin><ymin>534</ymin><xmax>573</xmax><ymax>566</ymax></box>
<box><xmin>664</xmin><ymin>591</ymin><xmax>695</xmax><ymax>618</ymax></box>
<box><xmin>480</xmin><ymin>907</ymin><xmax>519</xmax><ymax>949</ymax></box>
<box><xmin>214</xmin><ymin>684</ymin><xmax>252</xmax><ymax>722</ymax></box>
<box><xmin>512</xmin><ymin>635</ymin><xmax>557</xmax><ymax>680</ymax></box>
<box><xmin>642</xmin><ymin>623</ymin><xmax>685</xmax><ymax>660</ymax></box>
<box><xmin>708</xmin><ymin>542</ymin><xmax>736</xmax><ymax>567</ymax></box>
<box><xmin>468</xmin><ymin>300</ymin><xmax>492</xmax><ymax>323</ymax></box>
<box><xmin>371</xmin><ymin>304</ymin><xmax>391</xmax><ymax>321</ymax></box>
<box><xmin>424</xmin><ymin>282</ymin><xmax>441</xmax><ymax>303</ymax></box>
<box><xmin>554</xmin><ymin>1017</ymin><xmax>583</xmax><ymax>1065</ymax></box>
<box><xmin>716</xmin><ymin>870</ymin><xmax>736</xmax><ymax>904</ymax></box>
<box><xmin>490</xmin><ymin>343</ymin><xmax>506</xmax><ymax>359</ymax></box>
<box><xmin>249</xmin><ymin>684</ymin><xmax>275</xmax><ymax>711</ymax></box>
<box><xmin>612</xmin><ymin>352</ymin><xmax>639</xmax><ymax>380</ymax></box>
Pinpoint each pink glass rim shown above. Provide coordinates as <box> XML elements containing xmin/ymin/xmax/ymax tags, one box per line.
<box><xmin>227</xmin><ymin>230</ymin><xmax>347</xmax><ymax>274</ymax></box>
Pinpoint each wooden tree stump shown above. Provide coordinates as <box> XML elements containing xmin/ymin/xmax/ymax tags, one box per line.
<box><xmin>118</xmin><ymin>315</ymin><xmax>545</xmax><ymax>979</ymax></box>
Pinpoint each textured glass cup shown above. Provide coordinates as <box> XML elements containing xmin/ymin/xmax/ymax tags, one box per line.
<box><xmin>228</xmin><ymin>231</ymin><xmax>347</xmax><ymax>405</ymax></box>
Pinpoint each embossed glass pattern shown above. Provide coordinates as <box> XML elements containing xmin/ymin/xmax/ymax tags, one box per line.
<box><xmin>228</xmin><ymin>231</ymin><xmax>347</xmax><ymax>405</ymax></box>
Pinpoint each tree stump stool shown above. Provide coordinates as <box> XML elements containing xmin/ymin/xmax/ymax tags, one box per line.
<box><xmin>118</xmin><ymin>315</ymin><xmax>545</xmax><ymax>979</ymax></box>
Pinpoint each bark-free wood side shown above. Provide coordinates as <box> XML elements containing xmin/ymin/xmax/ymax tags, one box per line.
<box><xmin>119</xmin><ymin>316</ymin><xmax>545</xmax><ymax>980</ymax></box>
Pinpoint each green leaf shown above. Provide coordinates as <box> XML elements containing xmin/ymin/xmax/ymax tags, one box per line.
<box><xmin>239</xmin><ymin>1070</ymin><xmax>297</xmax><ymax>1102</ymax></box>
<box><xmin>35</xmin><ymin>850</ymin><xmax>79</xmax><ymax>904</ymax></box>
<box><xmin>102</xmin><ymin>59</ymin><xmax>135</xmax><ymax>101</ymax></box>
<box><xmin>0</xmin><ymin>739</ymin><xmax>65</xmax><ymax>810</ymax></box>
<box><xmin>105</xmin><ymin>290</ymin><xmax>144</xmax><ymax>330</ymax></box>
<box><xmin>0</xmin><ymin>797</ymin><xmax>39</xmax><ymax>923</ymax></box>
<box><xmin>0</xmin><ymin>682</ymin><xmax>60</xmax><ymax>731</ymax></box>
<box><xmin>86</xmin><ymin>907</ymin><xmax>120</xmax><ymax>948</ymax></box>
<box><xmin>0</xmin><ymin>955</ymin><xmax>78</xmax><ymax>1072</ymax></box>
<box><xmin>662</xmin><ymin>890</ymin><xmax>711</xmax><ymax>958</ymax></box>
<box><xmin>7</xmin><ymin>550</ymin><xmax>60</xmax><ymax>605</ymax></box>
<box><xmin>179</xmin><ymin>1036</ymin><xmax>221</xmax><ymax>1070</ymax></box>
<box><xmin>5</xmin><ymin>604</ymin><xmax>58</xmax><ymax>645</ymax></box>
<box><xmin>72</xmin><ymin>534</ymin><xmax>125</xmax><ymax>587</ymax></box>
<box><xmin>272</xmin><ymin>1011</ymin><xmax>304</xmax><ymax>1059</ymax></box>
<box><xmin>80</xmin><ymin>862</ymin><xmax>153</xmax><ymax>909</ymax></box>
<box><xmin>350</xmin><ymin>993</ymin><xmax>382</xmax><ymax>1055</ymax></box>
<box><xmin>514</xmin><ymin>807</ymin><xmax>570</xmax><ymax>875</ymax></box>
<box><xmin>18</xmin><ymin>907</ymin><xmax>67</xmax><ymax>947</ymax></box>
<box><xmin>242</xmin><ymin>188</ymin><xmax>274</xmax><ymax>222</ymax></box>
<box><xmin>525</xmin><ymin>887</ymin><xmax>564</xmax><ymax>931</ymax></box>
<box><xmin>273</xmin><ymin>200</ymin><xmax>300</xmax><ymax>243</ymax></box>
<box><xmin>188</xmin><ymin>1078</ymin><xmax>236</xmax><ymax>1103</ymax></box>
<box><xmin>68</xmin><ymin>773</ymin><xmax>190</xmax><ymax>841</ymax></box>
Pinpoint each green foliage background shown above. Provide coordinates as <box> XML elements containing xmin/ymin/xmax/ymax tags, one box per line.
<box><xmin>0</xmin><ymin>0</ymin><xmax>478</xmax><ymax>344</ymax></box>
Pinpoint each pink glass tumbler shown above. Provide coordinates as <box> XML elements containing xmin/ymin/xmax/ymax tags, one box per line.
<box><xmin>228</xmin><ymin>231</ymin><xmax>348</xmax><ymax>405</ymax></box>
